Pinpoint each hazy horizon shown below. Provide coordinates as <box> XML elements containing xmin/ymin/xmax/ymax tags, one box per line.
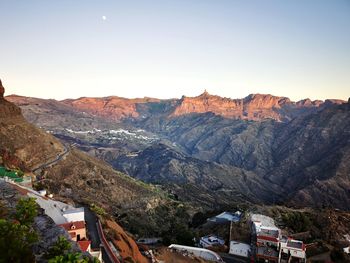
<box><xmin>1</xmin><ymin>0</ymin><xmax>349</xmax><ymax>101</ymax></box>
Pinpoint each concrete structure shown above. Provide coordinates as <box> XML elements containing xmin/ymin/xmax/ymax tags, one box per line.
<box><xmin>59</xmin><ymin>221</ymin><xmax>87</xmax><ymax>241</ymax></box>
<box><xmin>251</xmin><ymin>214</ymin><xmax>306</xmax><ymax>263</ymax></box>
<box><xmin>63</xmin><ymin>207</ymin><xmax>85</xmax><ymax>222</ymax></box>
<box><xmin>38</xmin><ymin>189</ymin><xmax>47</xmax><ymax>196</ymax></box>
<box><xmin>251</xmin><ymin>214</ymin><xmax>276</xmax><ymax>228</ymax></box>
<box><xmin>168</xmin><ymin>244</ymin><xmax>224</xmax><ymax>262</ymax></box>
<box><xmin>200</xmin><ymin>235</ymin><xmax>225</xmax><ymax>248</ymax></box>
<box><xmin>27</xmin><ymin>191</ymin><xmax>85</xmax><ymax>224</ymax></box>
<box><xmin>208</xmin><ymin>211</ymin><xmax>242</xmax><ymax>223</ymax></box>
<box><xmin>229</xmin><ymin>241</ymin><xmax>251</xmax><ymax>258</ymax></box>
<box><xmin>280</xmin><ymin>238</ymin><xmax>306</xmax><ymax>262</ymax></box>
<box><xmin>78</xmin><ymin>240</ymin><xmax>103</xmax><ymax>262</ymax></box>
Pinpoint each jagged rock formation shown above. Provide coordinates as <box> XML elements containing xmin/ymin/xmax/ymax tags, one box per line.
<box><xmin>35</xmin><ymin>91</ymin><xmax>344</xmax><ymax>122</ymax></box>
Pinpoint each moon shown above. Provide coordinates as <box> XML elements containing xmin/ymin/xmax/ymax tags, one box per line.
<box><xmin>102</xmin><ymin>16</ymin><xmax>107</xmax><ymax>21</ymax></box>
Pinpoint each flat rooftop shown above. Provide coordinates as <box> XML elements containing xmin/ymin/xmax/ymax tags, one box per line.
<box><xmin>287</xmin><ymin>240</ymin><xmax>304</xmax><ymax>249</ymax></box>
<box><xmin>258</xmin><ymin>228</ymin><xmax>280</xmax><ymax>238</ymax></box>
<box><xmin>251</xmin><ymin>214</ymin><xmax>276</xmax><ymax>228</ymax></box>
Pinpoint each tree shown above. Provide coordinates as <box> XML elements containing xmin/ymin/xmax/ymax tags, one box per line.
<box><xmin>15</xmin><ymin>198</ymin><xmax>38</xmax><ymax>226</ymax></box>
<box><xmin>48</xmin><ymin>253</ymin><xmax>97</xmax><ymax>263</ymax></box>
<box><xmin>46</xmin><ymin>236</ymin><xmax>72</xmax><ymax>259</ymax></box>
<box><xmin>0</xmin><ymin>219</ymin><xmax>37</xmax><ymax>263</ymax></box>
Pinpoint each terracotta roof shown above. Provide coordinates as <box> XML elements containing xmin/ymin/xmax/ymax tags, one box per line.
<box><xmin>78</xmin><ymin>240</ymin><xmax>91</xmax><ymax>252</ymax></box>
<box><xmin>59</xmin><ymin>221</ymin><xmax>85</xmax><ymax>231</ymax></box>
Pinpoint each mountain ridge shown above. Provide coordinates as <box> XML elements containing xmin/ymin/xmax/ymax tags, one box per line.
<box><xmin>7</xmin><ymin>91</ymin><xmax>346</xmax><ymax>123</ymax></box>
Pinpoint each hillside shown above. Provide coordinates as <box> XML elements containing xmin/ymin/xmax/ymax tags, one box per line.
<box><xmin>6</xmin><ymin>89</ymin><xmax>350</xmax><ymax>210</ymax></box>
<box><xmin>0</xmin><ymin>80</ymin><xmax>196</xmax><ymax>261</ymax></box>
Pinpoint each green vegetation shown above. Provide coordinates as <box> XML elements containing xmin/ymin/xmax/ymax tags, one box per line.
<box><xmin>48</xmin><ymin>252</ymin><xmax>88</xmax><ymax>263</ymax></box>
<box><xmin>0</xmin><ymin>197</ymin><xmax>38</xmax><ymax>263</ymax></box>
<box><xmin>282</xmin><ymin>211</ymin><xmax>312</xmax><ymax>233</ymax></box>
<box><xmin>15</xmin><ymin>198</ymin><xmax>38</xmax><ymax>226</ymax></box>
<box><xmin>90</xmin><ymin>203</ymin><xmax>106</xmax><ymax>216</ymax></box>
<box><xmin>0</xmin><ymin>166</ymin><xmax>24</xmax><ymax>182</ymax></box>
<box><xmin>45</xmin><ymin>236</ymin><xmax>72</xmax><ymax>259</ymax></box>
<box><xmin>46</xmin><ymin>237</ymin><xmax>100</xmax><ymax>263</ymax></box>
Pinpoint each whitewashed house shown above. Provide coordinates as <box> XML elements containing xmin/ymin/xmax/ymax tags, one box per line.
<box><xmin>229</xmin><ymin>241</ymin><xmax>251</xmax><ymax>257</ymax></box>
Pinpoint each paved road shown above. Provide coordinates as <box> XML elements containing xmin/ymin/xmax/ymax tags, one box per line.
<box><xmin>84</xmin><ymin>207</ymin><xmax>112</xmax><ymax>263</ymax></box>
<box><xmin>85</xmin><ymin>208</ymin><xmax>101</xmax><ymax>249</ymax></box>
<box><xmin>32</xmin><ymin>144</ymin><xmax>69</xmax><ymax>173</ymax></box>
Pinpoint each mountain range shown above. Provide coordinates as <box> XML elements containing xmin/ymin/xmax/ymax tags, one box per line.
<box><xmin>6</xmin><ymin>87</ymin><xmax>350</xmax><ymax>210</ymax></box>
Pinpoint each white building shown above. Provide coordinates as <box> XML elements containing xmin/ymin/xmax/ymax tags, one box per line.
<box><xmin>63</xmin><ymin>207</ymin><xmax>85</xmax><ymax>222</ymax></box>
<box><xmin>200</xmin><ymin>235</ymin><xmax>225</xmax><ymax>248</ymax></box>
<box><xmin>38</xmin><ymin>190</ymin><xmax>47</xmax><ymax>196</ymax></box>
<box><xmin>78</xmin><ymin>240</ymin><xmax>103</xmax><ymax>262</ymax></box>
<box><xmin>229</xmin><ymin>241</ymin><xmax>251</xmax><ymax>257</ymax></box>
<box><xmin>208</xmin><ymin>211</ymin><xmax>242</xmax><ymax>223</ymax></box>
<box><xmin>280</xmin><ymin>238</ymin><xmax>306</xmax><ymax>262</ymax></box>
<box><xmin>168</xmin><ymin>244</ymin><xmax>224</xmax><ymax>262</ymax></box>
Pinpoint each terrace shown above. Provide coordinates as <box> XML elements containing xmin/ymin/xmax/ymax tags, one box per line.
<box><xmin>0</xmin><ymin>166</ymin><xmax>24</xmax><ymax>183</ymax></box>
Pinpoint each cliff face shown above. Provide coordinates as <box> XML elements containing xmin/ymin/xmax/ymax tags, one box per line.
<box><xmin>54</xmin><ymin>91</ymin><xmax>345</xmax><ymax>122</ymax></box>
<box><xmin>0</xmin><ymin>79</ymin><xmax>4</xmax><ymax>97</ymax></box>
<box><xmin>62</xmin><ymin>96</ymin><xmax>162</xmax><ymax>121</ymax></box>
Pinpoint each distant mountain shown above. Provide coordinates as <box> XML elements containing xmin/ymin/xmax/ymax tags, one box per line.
<box><xmin>35</xmin><ymin>91</ymin><xmax>345</xmax><ymax>122</ymax></box>
<box><xmin>6</xmin><ymin>89</ymin><xmax>350</xmax><ymax>210</ymax></box>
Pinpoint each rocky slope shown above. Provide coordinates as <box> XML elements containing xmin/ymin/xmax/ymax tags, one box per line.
<box><xmin>6</xmin><ymin>87</ymin><xmax>350</xmax><ymax>210</ymax></box>
<box><xmin>0</xmin><ymin>82</ymin><xmax>65</xmax><ymax>171</ymax></box>
<box><xmin>0</xmin><ymin>80</ymin><xmax>194</xmax><ymax>261</ymax></box>
<box><xmin>114</xmin><ymin>143</ymin><xmax>278</xmax><ymax>207</ymax></box>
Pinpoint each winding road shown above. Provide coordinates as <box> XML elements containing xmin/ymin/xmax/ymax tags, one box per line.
<box><xmin>32</xmin><ymin>144</ymin><xmax>70</xmax><ymax>173</ymax></box>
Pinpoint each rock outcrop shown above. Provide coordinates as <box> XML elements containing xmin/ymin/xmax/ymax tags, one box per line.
<box><xmin>0</xmin><ymin>79</ymin><xmax>5</xmax><ymax>98</ymax></box>
<box><xmin>0</xmin><ymin>80</ymin><xmax>22</xmax><ymax>118</ymax></box>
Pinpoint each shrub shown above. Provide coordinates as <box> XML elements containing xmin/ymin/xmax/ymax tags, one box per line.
<box><xmin>45</xmin><ymin>236</ymin><xmax>72</xmax><ymax>259</ymax></box>
<box><xmin>90</xmin><ymin>203</ymin><xmax>106</xmax><ymax>216</ymax></box>
<box><xmin>15</xmin><ymin>198</ymin><xmax>38</xmax><ymax>226</ymax></box>
<box><xmin>282</xmin><ymin>211</ymin><xmax>312</xmax><ymax>233</ymax></box>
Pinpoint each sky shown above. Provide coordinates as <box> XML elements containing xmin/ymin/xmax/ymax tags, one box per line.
<box><xmin>0</xmin><ymin>0</ymin><xmax>349</xmax><ymax>101</ymax></box>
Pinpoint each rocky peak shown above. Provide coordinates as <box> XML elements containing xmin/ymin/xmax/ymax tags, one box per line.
<box><xmin>199</xmin><ymin>89</ymin><xmax>210</xmax><ymax>97</ymax></box>
<box><xmin>0</xmin><ymin>79</ymin><xmax>5</xmax><ymax>98</ymax></box>
<box><xmin>0</xmin><ymin>79</ymin><xmax>22</xmax><ymax>117</ymax></box>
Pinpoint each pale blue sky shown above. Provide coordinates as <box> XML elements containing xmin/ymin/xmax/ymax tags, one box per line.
<box><xmin>0</xmin><ymin>0</ymin><xmax>349</xmax><ymax>101</ymax></box>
